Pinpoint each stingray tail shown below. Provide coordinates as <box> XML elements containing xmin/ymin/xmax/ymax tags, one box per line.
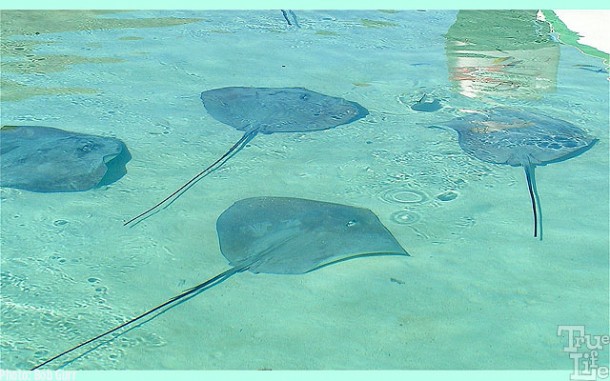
<box><xmin>524</xmin><ymin>164</ymin><xmax>542</xmax><ymax>240</ymax></box>
<box><xmin>124</xmin><ymin>130</ymin><xmax>258</xmax><ymax>226</ymax></box>
<box><xmin>31</xmin><ymin>266</ymin><xmax>244</xmax><ymax>370</ymax></box>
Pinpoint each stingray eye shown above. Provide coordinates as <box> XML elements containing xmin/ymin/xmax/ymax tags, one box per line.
<box><xmin>300</xmin><ymin>93</ymin><xmax>309</xmax><ymax>101</ymax></box>
<box><xmin>346</xmin><ymin>219</ymin><xmax>358</xmax><ymax>227</ymax></box>
<box><xmin>79</xmin><ymin>142</ymin><xmax>94</xmax><ymax>152</ymax></box>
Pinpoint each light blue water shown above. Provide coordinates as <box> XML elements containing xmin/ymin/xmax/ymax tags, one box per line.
<box><xmin>1</xmin><ymin>10</ymin><xmax>608</xmax><ymax>370</ymax></box>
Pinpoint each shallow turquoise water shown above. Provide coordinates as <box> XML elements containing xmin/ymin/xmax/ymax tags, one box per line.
<box><xmin>1</xmin><ymin>10</ymin><xmax>608</xmax><ymax>370</ymax></box>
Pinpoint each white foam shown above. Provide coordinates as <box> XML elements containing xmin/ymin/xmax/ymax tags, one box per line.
<box><xmin>554</xmin><ymin>10</ymin><xmax>610</xmax><ymax>54</ymax></box>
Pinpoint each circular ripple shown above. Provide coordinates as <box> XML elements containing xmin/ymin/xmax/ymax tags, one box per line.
<box><xmin>390</xmin><ymin>210</ymin><xmax>421</xmax><ymax>225</ymax></box>
<box><xmin>380</xmin><ymin>188</ymin><xmax>428</xmax><ymax>204</ymax></box>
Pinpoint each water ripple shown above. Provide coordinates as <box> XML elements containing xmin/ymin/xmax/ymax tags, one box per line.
<box><xmin>379</xmin><ymin>188</ymin><xmax>428</xmax><ymax>204</ymax></box>
<box><xmin>390</xmin><ymin>210</ymin><xmax>421</xmax><ymax>225</ymax></box>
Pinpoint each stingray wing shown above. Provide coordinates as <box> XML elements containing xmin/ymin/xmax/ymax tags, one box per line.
<box><xmin>216</xmin><ymin>197</ymin><xmax>407</xmax><ymax>275</ymax></box>
<box><xmin>0</xmin><ymin>126</ymin><xmax>129</xmax><ymax>192</ymax></box>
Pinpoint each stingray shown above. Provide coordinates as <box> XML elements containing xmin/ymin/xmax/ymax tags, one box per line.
<box><xmin>32</xmin><ymin>196</ymin><xmax>408</xmax><ymax>369</ymax></box>
<box><xmin>124</xmin><ymin>87</ymin><xmax>369</xmax><ymax>225</ymax></box>
<box><xmin>1</xmin><ymin>125</ymin><xmax>131</xmax><ymax>192</ymax></box>
<box><xmin>434</xmin><ymin>108</ymin><xmax>598</xmax><ymax>238</ymax></box>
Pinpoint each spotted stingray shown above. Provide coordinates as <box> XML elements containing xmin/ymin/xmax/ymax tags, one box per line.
<box><xmin>434</xmin><ymin>108</ymin><xmax>598</xmax><ymax>238</ymax></box>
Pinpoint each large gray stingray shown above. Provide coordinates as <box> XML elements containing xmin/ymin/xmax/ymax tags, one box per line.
<box><xmin>124</xmin><ymin>87</ymin><xmax>369</xmax><ymax>225</ymax></box>
<box><xmin>435</xmin><ymin>108</ymin><xmax>598</xmax><ymax>238</ymax></box>
<box><xmin>33</xmin><ymin>196</ymin><xmax>407</xmax><ymax>369</ymax></box>
<box><xmin>0</xmin><ymin>125</ymin><xmax>131</xmax><ymax>192</ymax></box>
